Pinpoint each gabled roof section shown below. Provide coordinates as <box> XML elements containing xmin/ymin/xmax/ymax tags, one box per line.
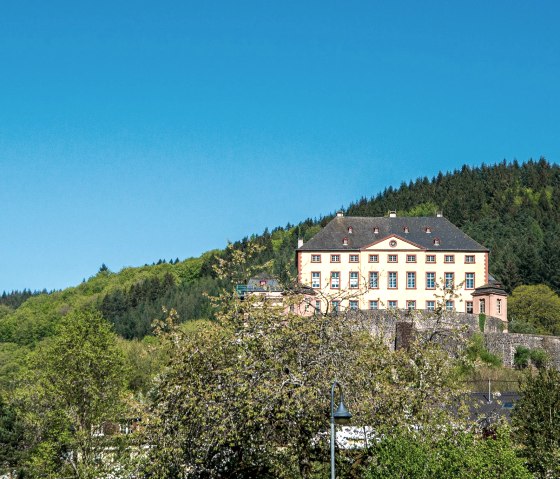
<box><xmin>363</xmin><ymin>234</ymin><xmax>426</xmax><ymax>250</ymax></box>
<box><xmin>298</xmin><ymin>215</ymin><xmax>488</xmax><ymax>252</ymax></box>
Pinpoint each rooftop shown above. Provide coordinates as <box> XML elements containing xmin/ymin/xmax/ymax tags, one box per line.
<box><xmin>298</xmin><ymin>214</ymin><xmax>488</xmax><ymax>252</ymax></box>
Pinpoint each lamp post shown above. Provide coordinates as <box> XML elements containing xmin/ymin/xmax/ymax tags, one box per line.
<box><xmin>331</xmin><ymin>381</ymin><xmax>352</xmax><ymax>479</ymax></box>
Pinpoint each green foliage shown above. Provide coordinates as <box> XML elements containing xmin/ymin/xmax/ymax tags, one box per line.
<box><xmin>479</xmin><ymin>313</ymin><xmax>486</xmax><ymax>332</ymax></box>
<box><xmin>0</xmin><ymin>395</ymin><xmax>26</xmax><ymax>477</ymax></box>
<box><xmin>364</xmin><ymin>427</ymin><xmax>532</xmax><ymax>479</ymax></box>
<box><xmin>514</xmin><ymin>346</ymin><xmax>550</xmax><ymax>370</ymax></box>
<box><xmin>512</xmin><ymin>368</ymin><xmax>560</xmax><ymax>478</ymax></box>
<box><xmin>464</xmin><ymin>333</ymin><xmax>502</xmax><ymax>368</ymax></box>
<box><xmin>18</xmin><ymin>310</ymin><xmax>130</xmax><ymax>478</ymax></box>
<box><xmin>508</xmin><ymin>284</ymin><xmax>560</xmax><ymax>335</ymax></box>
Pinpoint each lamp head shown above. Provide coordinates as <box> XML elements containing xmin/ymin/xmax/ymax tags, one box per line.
<box><xmin>333</xmin><ymin>399</ymin><xmax>352</xmax><ymax>425</ymax></box>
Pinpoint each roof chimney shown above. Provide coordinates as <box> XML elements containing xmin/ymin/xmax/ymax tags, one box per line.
<box><xmin>297</xmin><ymin>238</ymin><xmax>304</xmax><ymax>248</ymax></box>
<box><xmin>389</xmin><ymin>211</ymin><xmax>397</xmax><ymax>218</ymax></box>
<box><xmin>337</xmin><ymin>211</ymin><xmax>344</xmax><ymax>217</ymax></box>
<box><xmin>436</xmin><ymin>211</ymin><xmax>443</xmax><ymax>217</ymax></box>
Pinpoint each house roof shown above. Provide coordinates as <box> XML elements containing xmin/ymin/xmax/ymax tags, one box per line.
<box><xmin>298</xmin><ymin>215</ymin><xmax>488</xmax><ymax>252</ymax></box>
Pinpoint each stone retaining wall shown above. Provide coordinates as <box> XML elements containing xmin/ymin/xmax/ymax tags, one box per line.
<box><xmin>485</xmin><ymin>332</ymin><xmax>560</xmax><ymax>369</ymax></box>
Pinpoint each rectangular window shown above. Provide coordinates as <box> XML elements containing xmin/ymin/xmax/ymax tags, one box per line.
<box><xmin>349</xmin><ymin>254</ymin><xmax>359</xmax><ymax>263</ymax></box>
<box><xmin>369</xmin><ymin>300</ymin><xmax>379</xmax><ymax>310</ymax></box>
<box><xmin>497</xmin><ymin>299</ymin><xmax>502</xmax><ymax>314</ymax></box>
<box><xmin>311</xmin><ymin>272</ymin><xmax>320</xmax><ymax>288</ymax></box>
<box><xmin>330</xmin><ymin>272</ymin><xmax>340</xmax><ymax>289</ymax></box>
<box><xmin>311</xmin><ymin>254</ymin><xmax>321</xmax><ymax>263</ymax></box>
<box><xmin>388</xmin><ymin>272</ymin><xmax>398</xmax><ymax>289</ymax></box>
<box><xmin>407</xmin><ymin>272</ymin><xmax>416</xmax><ymax>289</ymax></box>
<box><xmin>349</xmin><ymin>272</ymin><xmax>359</xmax><ymax>289</ymax></box>
<box><xmin>444</xmin><ymin>255</ymin><xmax>455</xmax><ymax>263</ymax></box>
<box><xmin>465</xmin><ymin>273</ymin><xmax>475</xmax><ymax>289</ymax></box>
<box><xmin>349</xmin><ymin>300</ymin><xmax>358</xmax><ymax>311</ymax></box>
<box><xmin>331</xmin><ymin>300</ymin><xmax>340</xmax><ymax>313</ymax></box>
<box><xmin>426</xmin><ymin>272</ymin><xmax>436</xmax><ymax>289</ymax></box>
<box><xmin>479</xmin><ymin>299</ymin><xmax>486</xmax><ymax>314</ymax></box>
<box><xmin>466</xmin><ymin>301</ymin><xmax>474</xmax><ymax>314</ymax></box>
<box><xmin>331</xmin><ymin>254</ymin><xmax>340</xmax><ymax>263</ymax></box>
<box><xmin>426</xmin><ymin>300</ymin><xmax>435</xmax><ymax>311</ymax></box>
<box><xmin>407</xmin><ymin>300</ymin><xmax>416</xmax><ymax>310</ymax></box>
<box><xmin>315</xmin><ymin>300</ymin><xmax>321</xmax><ymax>312</ymax></box>
<box><xmin>369</xmin><ymin>271</ymin><xmax>379</xmax><ymax>289</ymax></box>
<box><xmin>426</xmin><ymin>255</ymin><xmax>436</xmax><ymax>263</ymax></box>
<box><xmin>406</xmin><ymin>254</ymin><xmax>417</xmax><ymax>263</ymax></box>
<box><xmin>445</xmin><ymin>272</ymin><xmax>454</xmax><ymax>289</ymax></box>
<box><xmin>446</xmin><ymin>300</ymin><xmax>454</xmax><ymax>311</ymax></box>
<box><xmin>465</xmin><ymin>255</ymin><xmax>475</xmax><ymax>264</ymax></box>
<box><xmin>369</xmin><ymin>254</ymin><xmax>379</xmax><ymax>263</ymax></box>
<box><xmin>388</xmin><ymin>300</ymin><xmax>398</xmax><ymax>309</ymax></box>
<box><xmin>388</xmin><ymin>254</ymin><xmax>398</xmax><ymax>263</ymax></box>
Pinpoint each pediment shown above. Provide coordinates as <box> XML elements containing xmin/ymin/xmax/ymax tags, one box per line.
<box><xmin>363</xmin><ymin>234</ymin><xmax>425</xmax><ymax>251</ymax></box>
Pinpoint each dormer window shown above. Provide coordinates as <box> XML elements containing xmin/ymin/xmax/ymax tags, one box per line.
<box><xmin>403</xmin><ymin>226</ymin><xmax>409</xmax><ymax>234</ymax></box>
<box><xmin>425</xmin><ymin>226</ymin><xmax>431</xmax><ymax>234</ymax></box>
<box><xmin>433</xmin><ymin>238</ymin><xmax>440</xmax><ymax>246</ymax></box>
<box><xmin>348</xmin><ymin>226</ymin><xmax>353</xmax><ymax>234</ymax></box>
<box><xmin>373</xmin><ymin>227</ymin><xmax>379</xmax><ymax>234</ymax></box>
<box><xmin>343</xmin><ymin>237</ymin><xmax>348</xmax><ymax>246</ymax></box>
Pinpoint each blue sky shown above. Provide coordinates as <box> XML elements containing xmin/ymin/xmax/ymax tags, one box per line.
<box><xmin>1</xmin><ymin>1</ymin><xmax>559</xmax><ymax>292</ymax></box>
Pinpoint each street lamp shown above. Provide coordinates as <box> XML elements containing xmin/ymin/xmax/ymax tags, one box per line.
<box><xmin>331</xmin><ymin>381</ymin><xmax>352</xmax><ymax>479</ymax></box>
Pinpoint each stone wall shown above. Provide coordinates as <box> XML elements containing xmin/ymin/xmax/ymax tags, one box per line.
<box><xmin>347</xmin><ymin>310</ymin><xmax>560</xmax><ymax>370</ymax></box>
<box><xmin>485</xmin><ymin>332</ymin><xmax>560</xmax><ymax>369</ymax></box>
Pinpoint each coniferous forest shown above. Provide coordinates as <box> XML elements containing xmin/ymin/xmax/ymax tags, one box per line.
<box><xmin>1</xmin><ymin>158</ymin><xmax>560</xmax><ymax>478</ymax></box>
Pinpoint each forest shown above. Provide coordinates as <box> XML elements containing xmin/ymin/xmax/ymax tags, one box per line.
<box><xmin>1</xmin><ymin>158</ymin><xmax>560</xmax><ymax>478</ymax></box>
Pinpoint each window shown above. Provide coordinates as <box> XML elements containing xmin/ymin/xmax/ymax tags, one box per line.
<box><xmin>406</xmin><ymin>254</ymin><xmax>416</xmax><ymax>263</ymax></box>
<box><xmin>426</xmin><ymin>300</ymin><xmax>435</xmax><ymax>311</ymax></box>
<box><xmin>343</xmin><ymin>237</ymin><xmax>348</xmax><ymax>245</ymax></box>
<box><xmin>497</xmin><ymin>298</ymin><xmax>502</xmax><ymax>314</ymax></box>
<box><xmin>369</xmin><ymin>254</ymin><xmax>379</xmax><ymax>263</ymax></box>
<box><xmin>426</xmin><ymin>255</ymin><xmax>436</xmax><ymax>263</ymax></box>
<box><xmin>407</xmin><ymin>300</ymin><xmax>416</xmax><ymax>310</ymax></box>
<box><xmin>479</xmin><ymin>299</ymin><xmax>486</xmax><ymax>314</ymax></box>
<box><xmin>407</xmin><ymin>272</ymin><xmax>416</xmax><ymax>289</ymax></box>
<box><xmin>349</xmin><ymin>300</ymin><xmax>358</xmax><ymax>311</ymax></box>
<box><xmin>466</xmin><ymin>301</ymin><xmax>474</xmax><ymax>314</ymax></box>
<box><xmin>349</xmin><ymin>254</ymin><xmax>359</xmax><ymax>263</ymax></box>
<box><xmin>349</xmin><ymin>272</ymin><xmax>359</xmax><ymax>289</ymax></box>
<box><xmin>426</xmin><ymin>272</ymin><xmax>436</xmax><ymax>289</ymax></box>
<box><xmin>373</xmin><ymin>226</ymin><xmax>379</xmax><ymax>234</ymax></box>
<box><xmin>446</xmin><ymin>300</ymin><xmax>454</xmax><ymax>311</ymax></box>
<box><xmin>311</xmin><ymin>254</ymin><xmax>321</xmax><ymax>263</ymax></box>
<box><xmin>433</xmin><ymin>238</ymin><xmax>440</xmax><ymax>246</ymax></box>
<box><xmin>348</xmin><ymin>226</ymin><xmax>353</xmax><ymax>234</ymax></box>
<box><xmin>465</xmin><ymin>273</ymin><xmax>475</xmax><ymax>289</ymax></box>
<box><xmin>388</xmin><ymin>254</ymin><xmax>398</xmax><ymax>263</ymax></box>
<box><xmin>330</xmin><ymin>272</ymin><xmax>340</xmax><ymax>289</ymax></box>
<box><xmin>388</xmin><ymin>300</ymin><xmax>398</xmax><ymax>309</ymax></box>
<box><xmin>369</xmin><ymin>271</ymin><xmax>379</xmax><ymax>288</ymax></box>
<box><xmin>388</xmin><ymin>272</ymin><xmax>398</xmax><ymax>289</ymax></box>
<box><xmin>403</xmin><ymin>226</ymin><xmax>409</xmax><ymax>233</ymax></box>
<box><xmin>445</xmin><ymin>272</ymin><xmax>454</xmax><ymax>289</ymax></box>
<box><xmin>311</xmin><ymin>272</ymin><xmax>320</xmax><ymax>288</ymax></box>
<box><xmin>331</xmin><ymin>254</ymin><xmax>340</xmax><ymax>263</ymax></box>
<box><xmin>425</xmin><ymin>226</ymin><xmax>431</xmax><ymax>233</ymax></box>
<box><xmin>315</xmin><ymin>300</ymin><xmax>321</xmax><ymax>312</ymax></box>
<box><xmin>369</xmin><ymin>300</ymin><xmax>379</xmax><ymax>310</ymax></box>
<box><xmin>332</xmin><ymin>301</ymin><xmax>340</xmax><ymax>313</ymax></box>
<box><xmin>444</xmin><ymin>255</ymin><xmax>455</xmax><ymax>263</ymax></box>
<box><xmin>465</xmin><ymin>255</ymin><xmax>475</xmax><ymax>264</ymax></box>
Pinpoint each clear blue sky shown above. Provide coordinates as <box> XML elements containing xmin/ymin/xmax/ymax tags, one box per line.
<box><xmin>1</xmin><ymin>1</ymin><xmax>559</xmax><ymax>292</ymax></box>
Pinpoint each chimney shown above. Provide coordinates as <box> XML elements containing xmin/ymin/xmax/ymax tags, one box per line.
<box><xmin>389</xmin><ymin>211</ymin><xmax>397</xmax><ymax>218</ymax></box>
<box><xmin>436</xmin><ymin>211</ymin><xmax>443</xmax><ymax>217</ymax></box>
<box><xmin>297</xmin><ymin>238</ymin><xmax>304</xmax><ymax>248</ymax></box>
<box><xmin>337</xmin><ymin>211</ymin><xmax>344</xmax><ymax>217</ymax></box>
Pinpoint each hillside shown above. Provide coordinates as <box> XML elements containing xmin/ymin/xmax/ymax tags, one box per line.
<box><xmin>1</xmin><ymin>158</ymin><xmax>559</xmax><ymax>349</ymax></box>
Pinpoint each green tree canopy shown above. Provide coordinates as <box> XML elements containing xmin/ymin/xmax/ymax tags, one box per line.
<box><xmin>508</xmin><ymin>284</ymin><xmax>560</xmax><ymax>335</ymax></box>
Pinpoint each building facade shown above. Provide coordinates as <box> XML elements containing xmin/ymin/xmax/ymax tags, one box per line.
<box><xmin>297</xmin><ymin>212</ymin><xmax>507</xmax><ymax>323</ymax></box>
